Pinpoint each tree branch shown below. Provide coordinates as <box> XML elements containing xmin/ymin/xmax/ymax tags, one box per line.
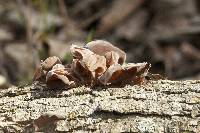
<box><xmin>0</xmin><ymin>80</ymin><xmax>199</xmax><ymax>132</ymax></box>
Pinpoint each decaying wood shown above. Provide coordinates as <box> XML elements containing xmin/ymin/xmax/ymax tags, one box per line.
<box><xmin>0</xmin><ymin>80</ymin><xmax>199</xmax><ymax>132</ymax></box>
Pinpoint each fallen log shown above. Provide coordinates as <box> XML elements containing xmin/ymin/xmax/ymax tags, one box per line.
<box><xmin>0</xmin><ymin>80</ymin><xmax>199</xmax><ymax>132</ymax></box>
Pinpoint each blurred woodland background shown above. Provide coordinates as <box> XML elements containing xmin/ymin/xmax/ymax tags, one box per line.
<box><xmin>0</xmin><ymin>0</ymin><xmax>200</xmax><ymax>89</ymax></box>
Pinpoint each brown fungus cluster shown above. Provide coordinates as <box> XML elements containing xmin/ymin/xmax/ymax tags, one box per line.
<box><xmin>33</xmin><ymin>40</ymin><xmax>151</xmax><ymax>88</ymax></box>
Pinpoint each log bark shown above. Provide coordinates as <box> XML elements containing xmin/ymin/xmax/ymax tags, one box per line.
<box><xmin>0</xmin><ymin>80</ymin><xmax>200</xmax><ymax>133</ymax></box>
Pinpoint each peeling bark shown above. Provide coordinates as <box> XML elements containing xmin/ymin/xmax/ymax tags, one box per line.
<box><xmin>0</xmin><ymin>80</ymin><xmax>199</xmax><ymax>132</ymax></box>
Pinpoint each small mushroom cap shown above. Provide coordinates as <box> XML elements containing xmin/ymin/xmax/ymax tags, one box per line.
<box><xmin>98</xmin><ymin>63</ymin><xmax>123</xmax><ymax>85</ymax></box>
<box><xmin>41</xmin><ymin>56</ymin><xmax>62</xmax><ymax>71</ymax></box>
<box><xmin>70</xmin><ymin>45</ymin><xmax>107</xmax><ymax>85</ymax></box>
<box><xmin>85</xmin><ymin>40</ymin><xmax>126</xmax><ymax>65</ymax></box>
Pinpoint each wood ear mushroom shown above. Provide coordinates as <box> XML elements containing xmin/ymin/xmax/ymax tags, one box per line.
<box><xmin>33</xmin><ymin>40</ymin><xmax>151</xmax><ymax>88</ymax></box>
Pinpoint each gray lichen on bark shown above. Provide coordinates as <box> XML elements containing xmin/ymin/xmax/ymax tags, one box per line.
<box><xmin>0</xmin><ymin>80</ymin><xmax>199</xmax><ymax>132</ymax></box>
